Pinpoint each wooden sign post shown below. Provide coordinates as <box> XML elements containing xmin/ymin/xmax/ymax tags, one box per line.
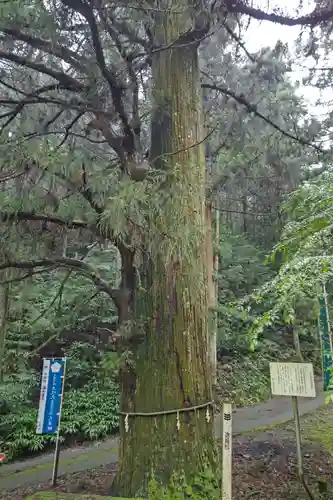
<box><xmin>221</xmin><ymin>403</ymin><xmax>232</xmax><ymax>500</ymax></box>
<box><xmin>269</xmin><ymin>362</ymin><xmax>316</xmax><ymax>500</ymax></box>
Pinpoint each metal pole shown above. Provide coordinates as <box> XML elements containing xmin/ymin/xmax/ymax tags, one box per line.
<box><xmin>318</xmin><ymin>282</ymin><xmax>333</xmax><ymax>391</ymax></box>
<box><xmin>292</xmin><ymin>396</ymin><xmax>303</xmax><ymax>475</ymax></box>
<box><xmin>323</xmin><ymin>282</ymin><xmax>333</xmax><ymax>355</ymax></box>
<box><xmin>292</xmin><ymin>396</ymin><xmax>315</xmax><ymax>500</ymax></box>
<box><xmin>317</xmin><ymin>302</ymin><xmax>325</xmax><ymax>385</ymax></box>
<box><xmin>221</xmin><ymin>403</ymin><xmax>232</xmax><ymax>500</ymax></box>
<box><xmin>291</xmin><ymin>313</ymin><xmax>315</xmax><ymax>500</ymax></box>
<box><xmin>51</xmin><ymin>358</ymin><xmax>67</xmax><ymax>486</ymax></box>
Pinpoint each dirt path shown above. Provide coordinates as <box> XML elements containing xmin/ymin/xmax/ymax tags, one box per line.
<box><xmin>0</xmin><ymin>382</ymin><xmax>326</xmax><ymax>492</ymax></box>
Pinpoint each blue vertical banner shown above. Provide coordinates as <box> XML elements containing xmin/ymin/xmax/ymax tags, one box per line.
<box><xmin>318</xmin><ymin>291</ymin><xmax>333</xmax><ymax>392</ymax></box>
<box><xmin>36</xmin><ymin>358</ymin><xmax>66</xmax><ymax>435</ymax></box>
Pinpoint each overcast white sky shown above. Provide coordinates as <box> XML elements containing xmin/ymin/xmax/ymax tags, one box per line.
<box><xmin>243</xmin><ymin>0</ymin><xmax>327</xmax><ymax>117</ymax></box>
<box><xmin>244</xmin><ymin>0</ymin><xmax>314</xmax><ymax>52</ymax></box>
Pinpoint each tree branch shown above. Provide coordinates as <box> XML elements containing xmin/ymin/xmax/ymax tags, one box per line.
<box><xmin>60</xmin><ymin>0</ymin><xmax>134</xmax><ymax>157</ymax></box>
<box><xmin>201</xmin><ymin>83</ymin><xmax>325</xmax><ymax>153</ymax></box>
<box><xmin>0</xmin><ymin>211</ymin><xmax>91</xmax><ymax>231</ymax></box>
<box><xmin>28</xmin><ymin>334</ymin><xmax>57</xmax><ymax>358</ymax></box>
<box><xmin>28</xmin><ymin>242</ymin><xmax>99</xmax><ymax>326</ymax></box>
<box><xmin>55</xmin><ymin>112</ymin><xmax>84</xmax><ymax>149</ymax></box>
<box><xmin>0</xmin><ymin>95</ymin><xmax>113</xmax><ymax>119</ymax></box>
<box><xmin>0</xmin><ymin>204</ymin><xmax>111</xmax><ymax>240</ymax></box>
<box><xmin>221</xmin><ymin>19</ymin><xmax>255</xmax><ymax>62</ymax></box>
<box><xmin>104</xmin><ymin>15</ymin><xmax>150</xmax><ymax>51</ymax></box>
<box><xmin>0</xmin><ymin>80</ymin><xmax>80</xmax><ymax>100</ymax></box>
<box><xmin>22</xmin><ymin>157</ymin><xmax>107</xmax><ymax>218</ymax></box>
<box><xmin>0</xmin><ymin>268</ymin><xmax>48</xmax><ymax>285</ymax></box>
<box><xmin>2</xmin><ymin>27</ymin><xmax>87</xmax><ymax>71</ymax></box>
<box><xmin>0</xmin><ymin>258</ymin><xmax>118</xmax><ymax>299</ymax></box>
<box><xmin>223</xmin><ymin>1</ymin><xmax>333</xmax><ymax>26</ymax></box>
<box><xmin>100</xmin><ymin>12</ymin><xmax>141</xmax><ymax>149</ymax></box>
<box><xmin>0</xmin><ymin>51</ymin><xmax>84</xmax><ymax>91</ymax></box>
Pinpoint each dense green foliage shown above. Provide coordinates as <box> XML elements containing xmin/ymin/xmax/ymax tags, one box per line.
<box><xmin>1</xmin><ymin>378</ymin><xmax>119</xmax><ymax>460</ymax></box>
<box><xmin>0</xmin><ymin>218</ymin><xmax>314</xmax><ymax>461</ymax></box>
<box><xmin>0</xmin><ymin>0</ymin><xmax>331</xmax><ymax>479</ymax></box>
<box><xmin>243</xmin><ymin>168</ymin><xmax>333</xmax><ymax>348</ymax></box>
<box><xmin>0</xmin><ymin>112</ymin><xmax>324</xmax><ymax>462</ymax></box>
<box><xmin>0</xmin><ymin>248</ymin><xmax>121</xmax><ymax>460</ymax></box>
<box><xmin>1</xmin><ymin>212</ymin><xmax>322</xmax><ymax>462</ymax></box>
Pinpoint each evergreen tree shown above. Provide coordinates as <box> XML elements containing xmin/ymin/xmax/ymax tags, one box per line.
<box><xmin>0</xmin><ymin>0</ymin><xmax>332</xmax><ymax>495</ymax></box>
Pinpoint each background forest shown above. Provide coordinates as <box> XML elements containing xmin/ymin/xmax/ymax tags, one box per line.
<box><xmin>0</xmin><ymin>0</ymin><xmax>332</xmax><ymax>466</ymax></box>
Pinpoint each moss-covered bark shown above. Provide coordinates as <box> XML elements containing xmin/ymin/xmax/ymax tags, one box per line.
<box><xmin>113</xmin><ymin>2</ymin><xmax>215</xmax><ymax>496</ymax></box>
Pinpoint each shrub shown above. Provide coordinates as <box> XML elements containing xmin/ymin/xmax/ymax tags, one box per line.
<box><xmin>148</xmin><ymin>470</ymin><xmax>220</xmax><ymax>500</ymax></box>
<box><xmin>0</xmin><ymin>379</ymin><xmax>119</xmax><ymax>460</ymax></box>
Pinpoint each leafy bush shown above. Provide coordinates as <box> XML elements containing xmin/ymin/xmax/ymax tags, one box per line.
<box><xmin>217</xmin><ymin>354</ymin><xmax>271</xmax><ymax>406</ymax></box>
<box><xmin>0</xmin><ymin>249</ymin><xmax>122</xmax><ymax>463</ymax></box>
<box><xmin>148</xmin><ymin>470</ymin><xmax>220</xmax><ymax>500</ymax></box>
<box><xmin>0</xmin><ymin>379</ymin><xmax>119</xmax><ymax>460</ymax></box>
<box><xmin>216</xmin><ymin>337</ymin><xmax>307</xmax><ymax>406</ymax></box>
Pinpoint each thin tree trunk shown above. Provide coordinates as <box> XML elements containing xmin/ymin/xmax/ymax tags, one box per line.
<box><xmin>206</xmin><ymin>203</ymin><xmax>215</xmax><ymax>311</ymax></box>
<box><xmin>212</xmin><ymin>206</ymin><xmax>220</xmax><ymax>385</ymax></box>
<box><xmin>243</xmin><ymin>194</ymin><xmax>247</xmax><ymax>233</ymax></box>
<box><xmin>113</xmin><ymin>2</ymin><xmax>215</xmax><ymax>495</ymax></box>
<box><xmin>206</xmin><ymin>202</ymin><xmax>216</xmax><ymax>384</ymax></box>
<box><xmin>0</xmin><ymin>280</ymin><xmax>10</xmax><ymax>383</ymax></box>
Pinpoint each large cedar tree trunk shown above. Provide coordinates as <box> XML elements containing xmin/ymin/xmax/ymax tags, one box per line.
<box><xmin>113</xmin><ymin>2</ymin><xmax>215</xmax><ymax>495</ymax></box>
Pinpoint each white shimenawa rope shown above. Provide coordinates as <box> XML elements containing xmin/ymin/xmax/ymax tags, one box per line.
<box><xmin>119</xmin><ymin>400</ymin><xmax>215</xmax><ymax>432</ymax></box>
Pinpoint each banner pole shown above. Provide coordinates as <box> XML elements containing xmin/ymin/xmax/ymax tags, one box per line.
<box><xmin>292</xmin><ymin>396</ymin><xmax>315</xmax><ymax>500</ymax></box>
<box><xmin>318</xmin><ymin>283</ymin><xmax>333</xmax><ymax>391</ymax></box>
<box><xmin>323</xmin><ymin>282</ymin><xmax>333</xmax><ymax>355</ymax></box>
<box><xmin>51</xmin><ymin>357</ymin><xmax>67</xmax><ymax>486</ymax></box>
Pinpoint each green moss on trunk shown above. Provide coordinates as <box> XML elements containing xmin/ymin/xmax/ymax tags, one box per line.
<box><xmin>113</xmin><ymin>2</ymin><xmax>216</xmax><ymax>496</ymax></box>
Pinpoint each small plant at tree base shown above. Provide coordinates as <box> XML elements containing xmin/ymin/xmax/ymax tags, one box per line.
<box><xmin>147</xmin><ymin>469</ymin><xmax>220</xmax><ymax>499</ymax></box>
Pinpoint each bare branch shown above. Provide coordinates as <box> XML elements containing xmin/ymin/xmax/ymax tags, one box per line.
<box><xmin>104</xmin><ymin>15</ymin><xmax>150</xmax><ymax>51</ymax></box>
<box><xmin>55</xmin><ymin>112</ymin><xmax>84</xmax><ymax>149</ymax></box>
<box><xmin>0</xmin><ymin>80</ymin><xmax>81</xmax><ymax>100</ymax></box>
<box><xmin>223</xmin><ymin>1</ymin><xmax>333</xmax><ymax>26</ymax></box>
<box><xmin>201</xmin><ymin>83</ymin><xmax>325</xmax><ymax>153</ymax></box>
<box><xmin>2</xmin><ymin>27</ymin><xmax>87</xmax><ymax>71</ymax></box>
<box><xmin>0</xmin><ymin>95</ymin><xmax>113</xmax><ymax>119</ymax></box>
<box><xmin>0</xmin><ymin>51</ymin><xmax>84</xmax><ymax>91</ymax></box>
<box><xmin>100</xmin><ymin>12</ymin><xmax>141</xmax><ymax>147</ymax></box>
<box><xmin>28</xmin><ymin>335</ymin><xmax>57</xmax><ymax>358</ymax></box>
<box><xmin>60</xmin><ymin>0</ymin><xmax>134</xmax><ymax>155</ymax></box>
<box><xmin>221</xmin><ymin>19</ymin><xmax>255</xmax><ymax>62</ymax></box>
